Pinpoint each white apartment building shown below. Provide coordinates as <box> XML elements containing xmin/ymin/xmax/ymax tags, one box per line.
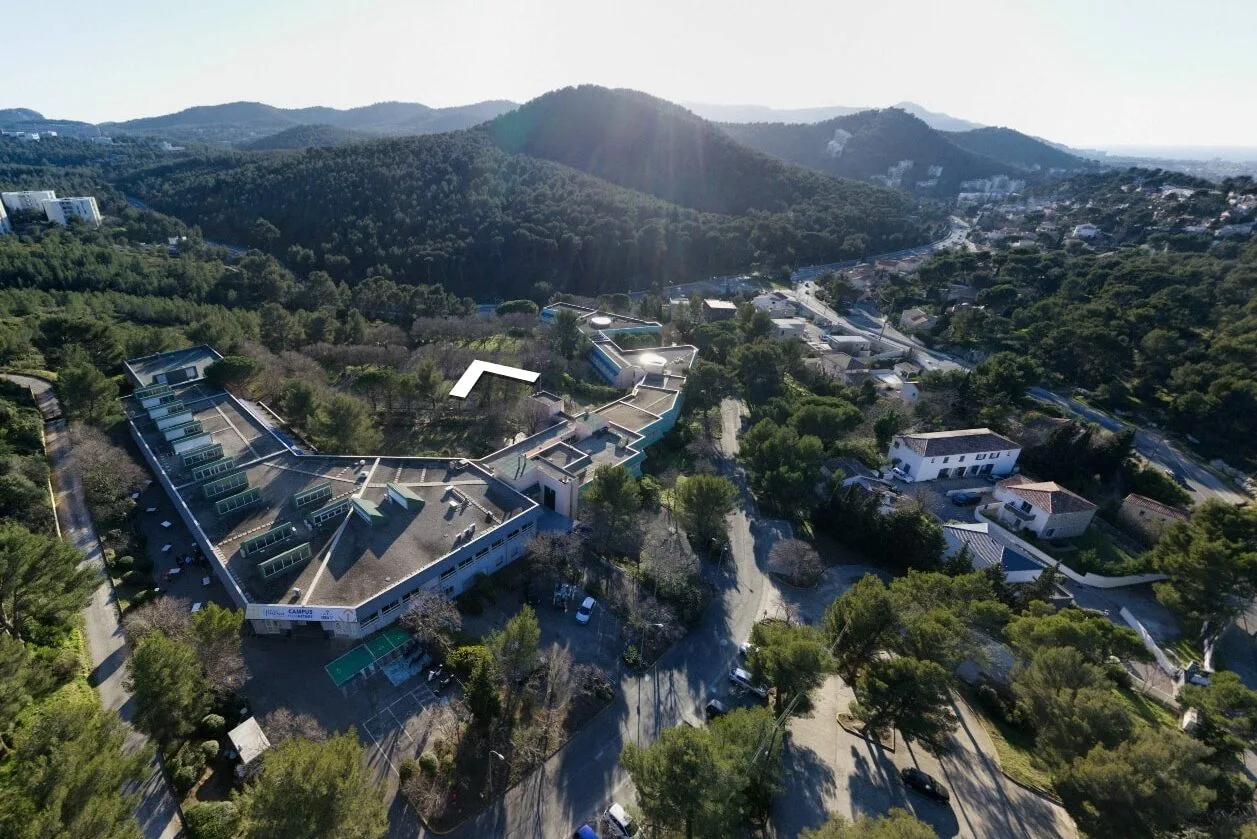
<box><xmin>0</xmin><ymin>202</ymin><xmax>10</xmax><ymax>235</ymax></box>
<box><xmin>1</xmin><ymin>189</ymin><xmax>57</xmax><ymax>214</ymax></box>
<box><xmin>887</xmin><ymin>428</ymin><xmax>1021</xmax><ymax>482</ymax></box>
<box><xmin>43</xmin><ymin>196</ymin><xmax>102</xmax><ymax>228</ymax></box>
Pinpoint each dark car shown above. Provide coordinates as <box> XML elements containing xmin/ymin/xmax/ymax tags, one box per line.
<box><xmin>951</xmin><ymin>492</ymin><xmax>982</xmax><ymax>506</ymax></box>
<box><xmin>901</xmin><ymin>767</ymin><xmax>950</xmax><ymax>803</ymax></box>
<box><xmin>704</xmin><ymin>699</ymin><xmax>729</xmax><ymax>719</ymax></box>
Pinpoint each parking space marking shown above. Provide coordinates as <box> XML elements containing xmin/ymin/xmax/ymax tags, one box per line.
<box><xmin>358</xmin><ymin>681</ymin><xmax>441</xmax><ymax>776</ymax></box>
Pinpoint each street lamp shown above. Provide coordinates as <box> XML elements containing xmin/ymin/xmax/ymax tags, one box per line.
<box><xmin>484</xmin><ymin>750</ymin><xmax>506</xmax><ymax>799</ymax></box>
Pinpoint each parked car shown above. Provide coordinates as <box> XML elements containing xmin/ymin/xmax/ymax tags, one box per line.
<box><xmin>604</xmin><ymin>802</ymin><xmax>637</xmax><ymax>837</ymax></box>
<box><xmin>738</xmin><ymin>641</ymin><xmax>757</xmax><ymax>658</ymax></box>
<box><xmin>951</xmin><ymin>492</ymin><xmax>982</xmax><ymax>506</ymax></box>
<box><xmin>728</xmin><ymin>667</ymin><xmax>769</xmax><ymax>698</ymax></box>
<box><xmin>891</xmin><ymin>466</ymin><xmax>910</xmax><ymax>481</ymax></box>
<box><xmin>901</xmin><ymin>767</ymin><xmax>950</xmax><ymax>803</ymax></box>
<box><xmin>704</xmin><ymin>699</ymin><xmax>729</xmax><ymax>719</ymax></box>
<box><xmin>575</xmin><ymin>596</ymin><xmax>596</xmax><ymax>625</ymax></box>
<box><xmin>575</xmin><ymin>825</ymin><xmax>599</xmax><ymax>839</ymax></box>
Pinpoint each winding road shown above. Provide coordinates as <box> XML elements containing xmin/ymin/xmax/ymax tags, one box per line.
<box><xmin>3</xmin><ymin>374</ymin><xmax>182</xmax><ymax>839</ymax></box>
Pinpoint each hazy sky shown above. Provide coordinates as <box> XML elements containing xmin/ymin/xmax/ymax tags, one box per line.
<box><xmin>5</xmin><ymin>0</ymin><xmax>1254</xmax><ymax>148</ymax></box>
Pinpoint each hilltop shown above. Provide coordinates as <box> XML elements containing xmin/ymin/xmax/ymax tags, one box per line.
<box><xmin>483</xmin><ymin>85</ymin><xmax>862</xmax><ymax>214</ymax></box>
<box><xmin>101</xmin><ymin>100</ymin><xmax>519</xmax><ymax>145</ymax></box>
<box><xmin>121</xmin><ymin>89</ymin><xmax>936</xmax><ymax>298</ymax></box>
<box><xmin>241</xmin><ymin>124</ymin><xmax>370</xmax><ymax>151</ymax></box>
<box><xmin>944</xmin><ymin>127</ymin><xmax>1089</xmax><ymax>171</ymax></box>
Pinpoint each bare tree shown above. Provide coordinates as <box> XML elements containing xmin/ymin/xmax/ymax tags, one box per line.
<box><xmin>66</xmin><ymin>424</ymin><xmax>148</xmax><ymax>522</ymax></box>
<box><xmin>527</xmin><ymin>532</ymin><xmax>584</xmax><ymax>588</ymax></box>
<box><xmin>400</xmin><ymin>589</ymin><xmax>462</xmax><ymax>657</ymax></box>
<box><xmin>123</xmin><ymin>596</ymin><xmax>192</xmax><ymax>642</ymax></box>
<box><xmin>770</xmin><ymin>539</ymin><xmax>825</xmax><ymax>587</ymax></box>
<box><xmin>261</xmin><ymin>707</ymin><xmax>328</xmax><ymax>744</ymax></box>
<box><xmin>539</xmin><ymin>644</ymin><xmax>575</xmax><ymax>747</ymax></box>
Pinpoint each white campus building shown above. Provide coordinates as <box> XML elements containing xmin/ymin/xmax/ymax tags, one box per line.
<box><xmin>887</xmin><ymin>428</ymin><xmax>1021</xmax><ymax>481</ymax></box>
<box><xmin>1</xmin><ymin>189</ymin><xmax>57</xmax><ymax>214</ymax></box>
<box><xmin>43</xmin><ymin>196</ymin><xmax>102</xmax><ymax>228</ymax></box>
<box><xmin>0</xmin><ymin>202</ymin><xmax>10</xmax><ymax>235</ymax></box>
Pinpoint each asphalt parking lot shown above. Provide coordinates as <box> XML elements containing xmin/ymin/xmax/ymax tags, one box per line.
<box><xmin>899</xmin><ymin>475</ymin><xmax>998</xmax><ymax>523</ymax></box>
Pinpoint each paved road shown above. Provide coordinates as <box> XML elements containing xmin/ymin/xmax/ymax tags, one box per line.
<box><xmin>2</xmin><ymin>375</ymin><xmax>183</xmax><ymax>839</ymax></box>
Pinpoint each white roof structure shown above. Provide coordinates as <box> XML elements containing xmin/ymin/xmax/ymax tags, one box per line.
<box><xmin>228</xmin><ymin>716</ymin><xmax>272</xmax><ymax>766</ymax></box>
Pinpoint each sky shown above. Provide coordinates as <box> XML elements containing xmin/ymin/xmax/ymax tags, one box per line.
<box><xmin>4</xmin><ymin>0</ymin><xmax>1255</xmax><ymax>149</ymax></box>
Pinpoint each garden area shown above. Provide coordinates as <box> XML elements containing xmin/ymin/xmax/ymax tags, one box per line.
<box><xmin>1040</xmin><ymin>526</ymin><xmax>1148</xmax><ymax>576</ymax></box>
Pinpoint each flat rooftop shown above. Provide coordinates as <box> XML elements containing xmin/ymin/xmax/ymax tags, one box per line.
<box><xmin>125</xmin><ymin>384</ymin><xmax>288</xmax><ymax>470</ymax></box>
<box><xmin>179</xmin><ymin>453</ymin><xmax>528</xmax><ymax>607</ymax></box>
<box><xmin>125</xmin><ymin>345</ymin><xmax>221</xmax><ymax>387</ymax></box>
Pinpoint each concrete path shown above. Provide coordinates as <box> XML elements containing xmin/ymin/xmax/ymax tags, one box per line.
<box><xmin>3</xmin><ymin>374</ymin><xmax>183</xmax><ymax>839</ymax></box>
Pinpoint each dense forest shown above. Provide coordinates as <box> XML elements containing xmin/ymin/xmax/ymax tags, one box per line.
<box><xmin>942</xmin><ymin>127</ymin><xmax>1091</xmax><ymax>171</ymax></box>
<box><xmin>122</xmin><ymin>130</ymin><xmax>936</xmax><ymax>298</ymax></box>
<box><xmin>909</xmin><ymin>236</ymin><xmax>1257</xmax><ymax>463</ymax></box>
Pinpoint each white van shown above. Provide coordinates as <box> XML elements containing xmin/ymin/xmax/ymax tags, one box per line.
<box><xmin>605</xmin><ymin>802</ymin><xmax>637</xmax><ymax>837</ymax></box>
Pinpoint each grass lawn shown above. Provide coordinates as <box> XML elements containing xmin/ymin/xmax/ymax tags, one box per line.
<box><xmin>1163</xmin><ymin>636</ymin><xmax>1205</xmax><ymax>668</ymax></box>
<box><xmin>961</xmin><ymin>690</ymin><xmax>1056</xmax><ymax>795</ymax></box>
<box><xmin>1045</xmin><ymin>527</ymin><xmax>1147</xmax><ymax>575</ymax></box>
<box><xmin>1115</xmin><ymin>685</ymin><xmax>1178</xmax><ymax>729</ymax></box>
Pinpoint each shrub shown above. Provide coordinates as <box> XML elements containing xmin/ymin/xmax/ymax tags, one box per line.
<box><xmin>200</xmin><ymin>714</ymin><xmax>227</xmax><ymax>736</ymax></box>
<box><xmin>200</xmin><ymin>739</ymin><xmax>220</xmax><ymax>761</ymax></box>
<box><xmin>132</xmin><ymin>552</ymin><xmax>154</xmax><ymax>573</ymax></box>
<box><xmin>622</xmin><ymin>644</ymin><xmax>643</xmax><ymax>669</ymax></box>
<box><xmin>112</xmin><ymin>554</ymin><xmax>135</xmax><ymax>573</ymax></box>
<box><xmin>104</xmin><ymin>548</ymin><xmax>116</xmax><ymax>563</ymax></box>
<box><xmin>184</xmin><ymin>801</ymin><xmax>240</xmax><ymax>839</ymax></box>
<box><xmin>418</xmin><ymin>752</ymin><xmax>440</xmax><ymax>777</ymax></box>
<box><xmin>171</xmin><ymin>764</ymin><xmax>199</xmax><ymax>793</ymax></box>
<box><xmin>50</xmin><ymin>647</ymin><xmax>82</xmax><ymax>683</ymax></box>
<box><xmin>398</xmin><ymin>757</ymin><xmax>419</xmax><ymax>782</ymax></box>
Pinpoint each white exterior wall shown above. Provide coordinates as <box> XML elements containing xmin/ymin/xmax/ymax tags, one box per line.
<box><xmin>43</xmin><ymin>196</ymin><xmax>102</xmax><ymax>228</ymax></box>
<box><xmin>888</xmin><ymin>438</ymin><xmax>1021</xmax><ymax>482</ymax></box>
<box><xmin>0</xmin><ymin>202</ymin><xmax>10</xmax><ymax>234</ymax></box>
<box><xmin>1</xmin><ymin>190</ymin><xmax>56</xmax><ymax>214</ymax></box>
<box><xmin>992</xmin><ymin>485</ymin><xmax>1094</xmax><ymax>538</ymax></box>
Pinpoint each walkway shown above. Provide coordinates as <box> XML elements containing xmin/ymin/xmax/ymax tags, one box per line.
<box><xmin>3</xmin><ymin>374</ymin><xmax>183</xmax><ymax>839</ymax></box>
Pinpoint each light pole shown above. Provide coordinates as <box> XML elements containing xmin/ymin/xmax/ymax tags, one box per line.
<box><xmin>485</xmin><ymin>750</ymin><xmax>505</xmax><ymax>799</ymax></box>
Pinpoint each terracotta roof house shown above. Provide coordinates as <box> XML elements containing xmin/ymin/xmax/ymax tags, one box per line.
<box><xmin>993</xmin><ymin>478</ymin><xmax>1097</xmax><ymax>539</ymax></box>
<box><xmin>1117</xmin><ymin>493</ymin><xmax>1190</xmax><ymax>546</ymax></box>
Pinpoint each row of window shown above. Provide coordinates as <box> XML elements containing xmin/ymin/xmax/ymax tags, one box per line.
<box><xmin>932</xmin><ymin>451</ymin><xmax>1006</xmax><ymax>465</ymax></box>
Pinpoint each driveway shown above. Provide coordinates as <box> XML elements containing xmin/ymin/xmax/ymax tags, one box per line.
<box><xmin>3</xmin><ymin>374</ymin><xmax>182</xmax><ymax>839</ymax></box>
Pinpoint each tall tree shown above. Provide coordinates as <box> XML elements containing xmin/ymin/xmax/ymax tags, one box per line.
<box><xmin>620</xmin><ymin>724</ymin><xmax>732</xmax><ymax>839</ymax></box>
<box><xmin>205</xmin><ymin>355</ymin><xmax>262</xmax><ymax>391</ymax></box>
<box><xmin>800</xmin><ymin>809</ymin><xmax>937</xmax><ymax>839</ymax></box>
<box><xmin>191</xmin><ymin>603</ymin><xmax>248</xmax><ymax>694</ymax></box>
<box><xmin>747</xmin><ymin>621</ymin><xmax>833</xmax><ymax>715</ymax></box>
<box><xmin>0</xmin><ymin>522</ymin><xmax>95</xmax><ymax>640</ymax></box>
<box><xmin>58</xmin><ymin>357</ymin><xmax>120</xmax><ymax>424</ymax></box>
<box><xmin>1006</xmin><ymin>602</ymin><xmax>1150</xmax><ymax>666</ymax></box>
<box><xmin>583</xmin><ymin>465</ymin><xmax>642</xmax><ymax>553</ymax></box>
<box><xmin>851</xmin><ymin>656</ymin><xmax>958</xmax><ymax>749</ymax></box>
<box><xmin>1151</xmin><ymin>502</ymin><xmax>1257</xmax><ymax>636</ymax></box>
<box><xmin>822</xmin><ymin>575</ymin><xmax>899</xmax><ymax>683</ymax></box>
<box><xmin>309</xmin><ymin>394</ymin><xmax>382</xmax><ymax>454</ymax></box>
<box><xmin>552</xmin><ymin>307</ymin><xmax>583</xmax><ymax>359</ymax></box>
<box><xmin>400</xmin><ymin>590</ymin><xmax>462</xmax><ymax>656</ymax></box>
<box><xmin>708</xmin><ymin>707</ymin><xmax>784</xmax><ymax>824</ymax></box>
<box><xmin>490</xmin><ymin>604</ymin><xmax>541</xmax><ymax>687</ymax></box>
<box><xmin>1056</xmin><ymin>728</ymin><xmax>1217</xmax><ymax>839</ymax></box>
<box><xmin>127</xmin><ymin>631</ymin><xmax>209</xmax><ymax>743</ymax></box>
<box><xmin>683</xmin><ymin>360</ymin><xmax>738</xmax><ymax>432</ymax></box>
<box><xmin>739</xmin><ymin>420</ymin><xmax>824</xmax><ymax>517</ymax></box>
<box><xmin>1012</xmin><ymin>646</ymin><xmax>1132</xmax><ymax>766</ymax></box>
<box><xmin>674</xmin><ymin>474</ymin><xmax>738</xmax><ymax>547</ymax></box>
<box><xmin>236</xmin><ymin>731</ymin><xmax>388</xmax><ymax>839</ymax></box>
<box><xmin>0</xmin><ymin>700</ymin><xmax>150</xmax><ymax>839</ymax></box>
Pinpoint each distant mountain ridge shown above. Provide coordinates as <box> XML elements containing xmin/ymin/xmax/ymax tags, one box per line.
<box><xmin>686</xmin><ymin>100</ymin><xmax>984</xmax><ymax>131</ymax></box>
<box><xmin>241</xmin><ymin>124</ymin><xmax>370</xmax><ymax>151</ymax></box>
<box><xmin>98</xmin><ymin>100</ymin><xmax>520</xmax><ymax>145</ymax></box>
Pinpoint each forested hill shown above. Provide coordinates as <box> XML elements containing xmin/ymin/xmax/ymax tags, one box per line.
<box><xmin>719</xmin><ymin>108</ymin><xmax>1014</xmax><ymax>194</ymax></box>
<box><xmin>943</xmin><ymin>127</ymin><xmax>1090</xmax><ymax>171</ymax></box>
<box><xmin>483</xmin><ymin>85</ymin><xmax>867</xmax><ymax>215</ymax></box>
<box><xmin>242</xmin><ymin>124</ymin><xmax>369</xmax><ymax>151</ymax></box>
<box><xmin>123</xmin><ymin>128</ymin><xmax>935</xmax><ymax>299</ymax></box>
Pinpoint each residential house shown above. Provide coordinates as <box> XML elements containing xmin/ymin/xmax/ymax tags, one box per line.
<box><xmin>887</xmin><ymin>428</ymin><xmax>1021</xmax><ymax>482</ymax></box>
<box><xmin>771</xmin><ymin>317</ymin><xmax>809</xmax><ymax>338</ymax></box>
<box><xmin>701</xmin><ymin>299</ymin><xmax>738</xmax><ymax>322</ymax></box>
<box><xmin>943</xmin><ymin>522</ymin><xmax>1043</xmax><ymax>583</ymax></box>
<box><xmin>825</xmin><ymin>334</ymin><xmax>870</xmax><ymax>354</ymax></box>
<box><xmin>899</xmin><ymin>307</ymin><xmax>937</xmax><ymax>333</ymax></box>
<box><xmin>752</xmin><ymin>292</ymin><xmax>796</xmax><ymax>317</ymax></box>
<box><xmin>1116</xmin><ymin>494</ymin><xmax>1189</xmax><ymax>546</ymax></box>
<box><xmin>893</xmin><ymin>361</ymin><xmax>921</xmax><ymax>380</ymax></box>
<box><xmin>1072</xmin><ymin>223</ymin><xmax>1100</xmax><ymax>239</ymax></box>
<box><xmin>806</xmin><ymin>352</ymin><xmax>867</xmax><ymax>384</ymax></box>
<box><xmin>870</xmin><ymin>371</ymin><xmax>920</xmax><ymax>405</ymax></box>
<box><xmin>992</xmin><ymin>476</ymin><xmax>1097</xmax><ymax>539</ymax></box>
